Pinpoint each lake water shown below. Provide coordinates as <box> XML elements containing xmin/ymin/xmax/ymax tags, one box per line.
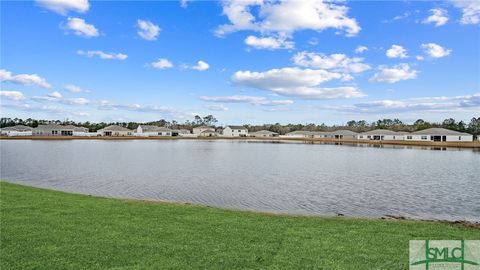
<box><xmin>1</xmin><ymin>140</ymin><xmax>479</xmax><ymax>221</ymax></box>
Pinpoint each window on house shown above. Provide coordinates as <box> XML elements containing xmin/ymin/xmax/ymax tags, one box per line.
<box><xmin>421</xmin><ymin>136</ymin><xmax>427</xmax><ymax>140</ymax></box>
<box><xmin>407</xmin><ymin>136</ymin><xmax>412</xmax><ymax>139</ymax></box>
<box><xmin>459</xmin><ymin>136</ymin><xmax>461</xmax><ymax>140</ymax></box>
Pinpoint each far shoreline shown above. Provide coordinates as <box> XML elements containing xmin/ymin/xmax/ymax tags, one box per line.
<box><xmin>2</xmin><ymin>135</ymin><xmax>480</xmax><ymax>148</ymax></box>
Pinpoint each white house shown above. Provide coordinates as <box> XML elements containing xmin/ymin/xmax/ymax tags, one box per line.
<box><xmin>97</xmin><ymin>125</ymin><xmax>133</xmax><ymax>136</ymax></box>
<box><xmin>406</xmin><ymin>128</ymin><xmax>473</xmax><ymax>142</ymax></box>
<box><xmin>0</xmin><ymin>125</ymin><xmax>33</xmax><ymax>136</ymax></box>
<box><xmin>281</xmin><ymin>130</ymin><xmax>312</xmax><ymax>138</ymax></box>
<box><xmin>193</xmin><ymin>126</ymin><xmax>214</xmax><ymax>135</ymax></box>
<box><xmin>223</xmin><ymin>126</ymin><xmax>248</xmax><ymax>137</ymax></box>
<box><xmin>250</xmin><ymin>130</ymin><xmax>279</xmax><ymax>137</ymax></box>
<box><xmin>358</xmin><ymin>129</ymin><xmax>407</xmax><ymax>141</ymax></box>
<box><xmin>198</xmin><ymin>129</ymin><xmax>219</xmax><ymax>137</ymax></box>
<box><xmin>136</xmin><ymin>125</ymin><xmax>172</xmax><ymax>137</ymax></box>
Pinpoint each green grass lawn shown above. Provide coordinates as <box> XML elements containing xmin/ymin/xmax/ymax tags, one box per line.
<box><xmin>1</xmin><ymin>181</ymin><xmax>479</xmax><ymax>269</ymax></box>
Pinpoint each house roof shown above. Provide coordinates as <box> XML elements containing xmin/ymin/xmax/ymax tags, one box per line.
<box><xmin>1</xmin><ymin>125</ymin><xmax>32</xmax><ymax>131</ymax></box>
<box><xmin>101</xmin><ymin>125</ymin><xmax>132</xmax><ymax>132</ymax></box>
<box><xmin>138</xmin><ymin>125</ymin><xmax>160</xmax><ymax>132</ymax></box>
<box><xmin>200</xmin><ymin>129</ymin><xmax>217</xmax><ymax>134</ymax></box>
<box><xmin>412</xmin><ymin>128</ymin><xmax>471</xmax><ymax>136</ymax></box>
<box><xmin>286</xmin><ymin>130</ymin><xmax>312</xmax><ymax>135</ymax></box>
<box><xmin>193</xmin><ymin>126</ymin><xmax>213</xmax><ymax>130</ymax></box>
<box><xmin>251</xmin><ymin>130</ymin><xmax>278</xmax><ymax>135</ymax></box>
<box><xmin>361</xmin><ymin>129</ymin><xmax>408</xmax><ymax>135</ymax></box>
<box><xmin>330</xmin><ymin>129</ymin><xmax>358</xmax><ymax>135</ymax></box>
<box><xmin>226</xmin><ymin>125</ymin><xmax>247</xmax><ymax>130</ymax></box>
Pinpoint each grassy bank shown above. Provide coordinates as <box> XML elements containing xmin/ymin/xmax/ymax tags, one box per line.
<box><xmin>1</xmin><ymin>182</ymin><xmax>479</xmax><ymax>269</ymax></box>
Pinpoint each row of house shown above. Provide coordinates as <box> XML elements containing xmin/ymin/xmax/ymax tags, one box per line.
<box><xmin>0</xmin><ymin>125</ymin><xmax>475</xmax><ymax>142</ymax></box>
<box><xmin>282</xmin><ymin>128</ymin><xmax>474</xmax><ymax>142</ymax></box>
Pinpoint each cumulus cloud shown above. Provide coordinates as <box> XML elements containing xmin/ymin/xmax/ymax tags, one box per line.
<box><xmin>207</xmin><ymin>104</ymin><xmax>229</xmax><ymax>111</ymax></box>
<box><xmin>65</xmin><ymin>84</ymin><xmax>89</xmax><ymax>93</ymax></box>
<box><xmin>180</xmin><ymin>0</ymin><xmax>190</xmax><ymax>8</ymax></box>
<box><xmin>386</xmin><ymin>44</ymin><xmax>408</xmax><ymax>58</ymax></box>
<box><xmin>421</xmin><ymin>43</ymin><xmax>452</xmax><ymax>58</ymax></box>
<box><xmin>450</xmin><ymin>0</ymin><xmax>480</xmax><ymax>25</ymax></box>
<box><xmin>200</xmin><ymin>95</ymin><xmax>294</xmax><ymax>106</ymax></box>
<box><xmin>137</xmin><ymin>20</ymin><xmax>161</xmax><ymax>41</ymax></box>
<box><xmin>32</xmin><ymin>91</ymin><xmax>90</xmax><ymax>105</ymax></box>
<box><xmin>0</xmin><ymin>90</ymin><xmax>26</xmax><ymax>101</ymax></box>
<box><xmin>244</xmin><ymin>35</ymin><xmax>294</xmax><ymax>50</ymax></box>
<box><xmin>77</xmin><ymin>50</ymin><xmax>127</xmax><ymax>60</ymax></box>
<box><xmin>64</xmin><ymin>17</ymin><xmax>99</xmax><ymax>37</ymax></box>
<box><xmin>150</xmin><ymin>58</ymin><xmax>173</xmax><ymax>69</ymax></box>
<box><xmin>370</xmin><ymin>64</ymin><xmax>417</xmax><ymax>83</ymax></box>
<box><xmin>231</xmin><ymin>67</ymin><xmax>364</xmax><ymax>99</ymax></box>
<box><xmin>354</xmin><ymin>45</ymin><xmax>368</xmax><ymax>54</ymax></box>
<box><xmin>36</xmin><ymin>0</ymin><xmax>89</xmax><ymax>15</ymax></box>
<box><xmin>0</xmin><ymin>69</ymin><xmax>51</xmax><ymax>88</ymax></box>
<box><xmin>183</xmin><ymin>60</ymin><xmax>209</xmax><ymax>71</ymax></box>
<box><xmin>423</xmin><ymin>8</ymin><xmax>449</xmax><ymax>26</ymax></box>
<box><xmin>292</xmin><ymin>51</ymin><xmax>370</xmax><ymax>74</ymax></box>
<box><xmin>216</xmin><ymin>0</ymin><xmax>360</xmax><ymax>37</ymax></box>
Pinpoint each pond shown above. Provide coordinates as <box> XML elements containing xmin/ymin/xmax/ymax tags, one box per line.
<box><xmin>1</xmin><ymin>139</ymin><xmax>479</xmax><ymax>221</ymax></box>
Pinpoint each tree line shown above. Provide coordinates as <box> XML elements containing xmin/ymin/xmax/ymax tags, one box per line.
<box><xmin>1</xmin><ymin>116</ymin><xmax>479</xmax><ymax>135</ymax></box>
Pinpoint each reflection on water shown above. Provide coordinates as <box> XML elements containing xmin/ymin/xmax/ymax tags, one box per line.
<box><xmin>1</xmin><ymin>139</ymin><xmax>479</xmax><ymax>221</ymax></box>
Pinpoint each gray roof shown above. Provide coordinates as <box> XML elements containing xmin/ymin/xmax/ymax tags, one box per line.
<box><xmin>412</xmin><ymin>128</ymin><xmax>471</xmax><ymax>136</ymax></box>
<box><xmin>226</xmin><ymin>125</ymin><xmax>248</xmax><ymax>130</ymax></box>
<box><xmin>1</xmin><ymin>125</ymin><xmax>32</xmax><ymax>131</ymax></box>
<box><xmin>286</xmin><ymin>130</ymin><xmax>312</xmax><ymax>135</ymax></box>
<box><xmin>330</xmin><ymin>129</ymin><xmax>358</xmax><ymax>135</ymax></box>
<box><xmin>193</xmin><ymin>126</ymin><xmax>213</xmax><ymax>130</ymax></box>
<box><xmin>35</xmin><ymin>124</ymin><xmax>86</xmax><ymax>131</ymax></box>
<box><xmin>200</xmin><ymin>129</ymin><xmax>217</xmax><ymax>134</ymax></box>
<box><xmin>310</xmin><ymin>131</ymin><xmax>330</xmax><ymax>135</ymax></box>
<box><xmin>138</xmin><ymin>125</ymin><xmax>160</xmax><ymax>132</ymax></box>
<box><xmin>101</xmin><ymin>125</ymin><xmax>132</xmax><ymax>132</ymax></box>
<box><xmin>251</xmin><ymin>130</ymin><xmax>278</xmax><ymax>135</ymax></box>
<box><xmin>361</xmin><ymin>129</ymin><xmax>408</xmax><ymax>135</ymax></box>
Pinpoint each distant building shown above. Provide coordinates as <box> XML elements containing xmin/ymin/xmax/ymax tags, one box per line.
<box><xmin>223</xmin><ymin>126</ymin><xmax>248</xmax><ymax>137</ymax></box>
<box><xmin>327</xmin><ymin>130</ymin><xmax>358</xmax><ymax>140</ymax></box>
<box><xmin>136</xmin><ymin>125</ymin><xmax>172</xmax><ymax>137</ymax></box>
<box><xmin>406</xmin><ymin>128</ymin><xmax>473</xmax><ymax>142</ymax></box>
<box><xmin>358</xmin><ymin>129</ymin><xmax>407</xmax><ymax>141</ymax></box>
<box><xmin>97</xmin><ymin>125</ymin><xmax>133</xmax><ymax>136</ymax></box>
<box><xmin>0</xmin><ymin>125</ymin><xmax>33</xmax><ymax>136</ymax></box>
<box><xmin>250</xmin><ymin>130</ymin><xmax>279</xmax><ymax>137</ymax></box>
<box><xmin>193</xmin><ymin>126</ymin><xmax>214</xmax><ymax>135</ymax></box>
<box><xmin>282</xmin><ymin>130</ymin><xmax>312</xmax><ymax>138</ymax></box>
<box><xmin>310</xmin><ymin>131</ymin><xmax>330</xmax><ymax>139</ymax></box>
<box><xmin>198</xmin><ymin>129</ymin><xmax>219</xmax><ymax>137</ymax></box>
<box><xmin>170</xmin><ymin>129</ymin><xmax>191</xmax><ymax>136</ymax></box>
<box><xmin>33</xmin><ymin>124</ymin><xmax>89</xmax><ymax>136</ymax></box>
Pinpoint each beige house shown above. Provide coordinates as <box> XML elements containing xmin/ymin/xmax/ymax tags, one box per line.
<box><xmin>193</xmin><ymin>126</ymin><xmax>214</xmax><ymax>135</ymax></box>
<box><xmin>406</xmin><ymin>128</ymin><xmax>473</xmax><ymax>142</ymax></box>
<box><xmin>136</xmin><ymin>125</ymin><xmax>172</xmax><ymax>137</ymax></box>
<box><xmin>97</xmin><ymin>125</ymin><xmax>133</xmax><ymax>136</ymax></box>
<box><xmin>33</xmin><ymin>124</ymin><xmax>89</xmax><ymax>136</ymax></box>
<box><xmin>327</xmin><ymin>130</ymin><xmax>358</xmax><ymax>139</ymax></box>
<box><xmin>250</xmin><ymin>130</ymin><xmax>279</xmax><ymax>137</ymax></box>
<box><xmin>358</xmin><ymin>129</ymin><xmax>407</xmax><ymax>141</ymax></box>
<box><xmin>0</xmin><ymin>125</ymin><xmax>33</xmax><ymax>136</ymax></box>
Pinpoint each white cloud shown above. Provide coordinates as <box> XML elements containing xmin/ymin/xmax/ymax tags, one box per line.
<box><xmin>0</xmin><ymin>90</ymin><xmax>26</xmax><ymax>101</ymax></box>
<box><xmin>386</xmin><ymin>45</ymin><xmax>408</xmax><ymax>58</ymax></box>
<box><xmin>450</xmin><ymin>0</ymin><xmax>480</xmax><ymax>25</ymax></box>
<box><xmin>36</xmin><ymin>0</ymin><xmax>89</xmax><ymax>15</ymax></box>
<box><xmin>77</xmin><ymin>50</ymin><xmax>128</xmax><ymax>60</ymax></box>
<box><xmin>423</xmin><ymin>8</ymin><xmax>449</xmax><ymax>26</ymax></box>
<box><xmin>65</xmin><ymin>84</ymin><xmax>89</xmax><ymax>93</ymax></box>
<box><xmin>32</xmin><ymin>92</ymin><xmax>90</xmax><ymax>105</ymax></box>
<box><xmin>324</xmin><ymin>93</ymin><xmax>480</xmax><ymax>113</ymax></box>
<box><xmin>354</xmin><ymin>45</ymin><xmax>368</xmax><ymax>54</ymax></box>
<box><xmin>244</xmin><ymin>35</ymin><xmax>294</xmax><ymax>50</ymax></box>
<box><xmin>65</xmin><ymin>17</ymin><xmax>99</xmax><ymax>38</ymax></box>
<box><xmin>216</xmin><ymin>0</ymin><xmax>360</xmax><ymax>37</ymax></box>
<box><xmin>0</xmin><ymin>69</ymin><xmax>51</xmax><ymax>88</ymax></box>
<box><xmin>150</xmin><ymin>58</ymin><xmax>173</xmax><ymax>69</ymax></box>
<box><xmin>200</xmin><ymin>95</ymin><xmax>294</xmax><ymax>106</ymax></box>
<box><xmin>207</xmin><ymin>104</ymin><xmax>229</xmax><ymax>111</ymax></box>
<box><xmin>292</xmin><ymin>51</ymin><xmax>370</xmax><ymax>73</ymax></box>
<box><xmin>231</xmin><ymin>67</ymin><xmax>364</xmax><ymax>99</ymax></box>
<box><xmin>416</xmin><ymin>55</ymin><xmax>424</xmax><ymax>61</ymax></box>
<box><xmin>137</xmin><ymin>20</ymin><xmax>161</xmax><ymax>41</ymax></box>
<box><xmin>180</xmin><ymin>0</ymin><xmax>190</xmax><ymax>8</ymax></box>
<box><xmin>186</xmin><ymin>60</ymin><xmax>209</xmax><ymax>71</ymax></box>
<box><xmin>370</xmin><ymin>64</ymin><xmax>417</xmax><ymax>84</ymax></box>
<box><xmin>421</xmin><ymin>43</ymin><xmax>452</xmax><ymax>58</ymax></box>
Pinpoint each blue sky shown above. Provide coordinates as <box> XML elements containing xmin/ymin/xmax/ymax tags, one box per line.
<box><xmin>1</xmin><ymin>0</ymin><xmax>479</xmax><ymax>125</ymax></box>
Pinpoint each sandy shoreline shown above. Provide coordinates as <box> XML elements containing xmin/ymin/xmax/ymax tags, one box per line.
<box><xmin>1</xmin><ymin>135</ymin><xmax>479</xmax><ymax>148</ymax></box>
